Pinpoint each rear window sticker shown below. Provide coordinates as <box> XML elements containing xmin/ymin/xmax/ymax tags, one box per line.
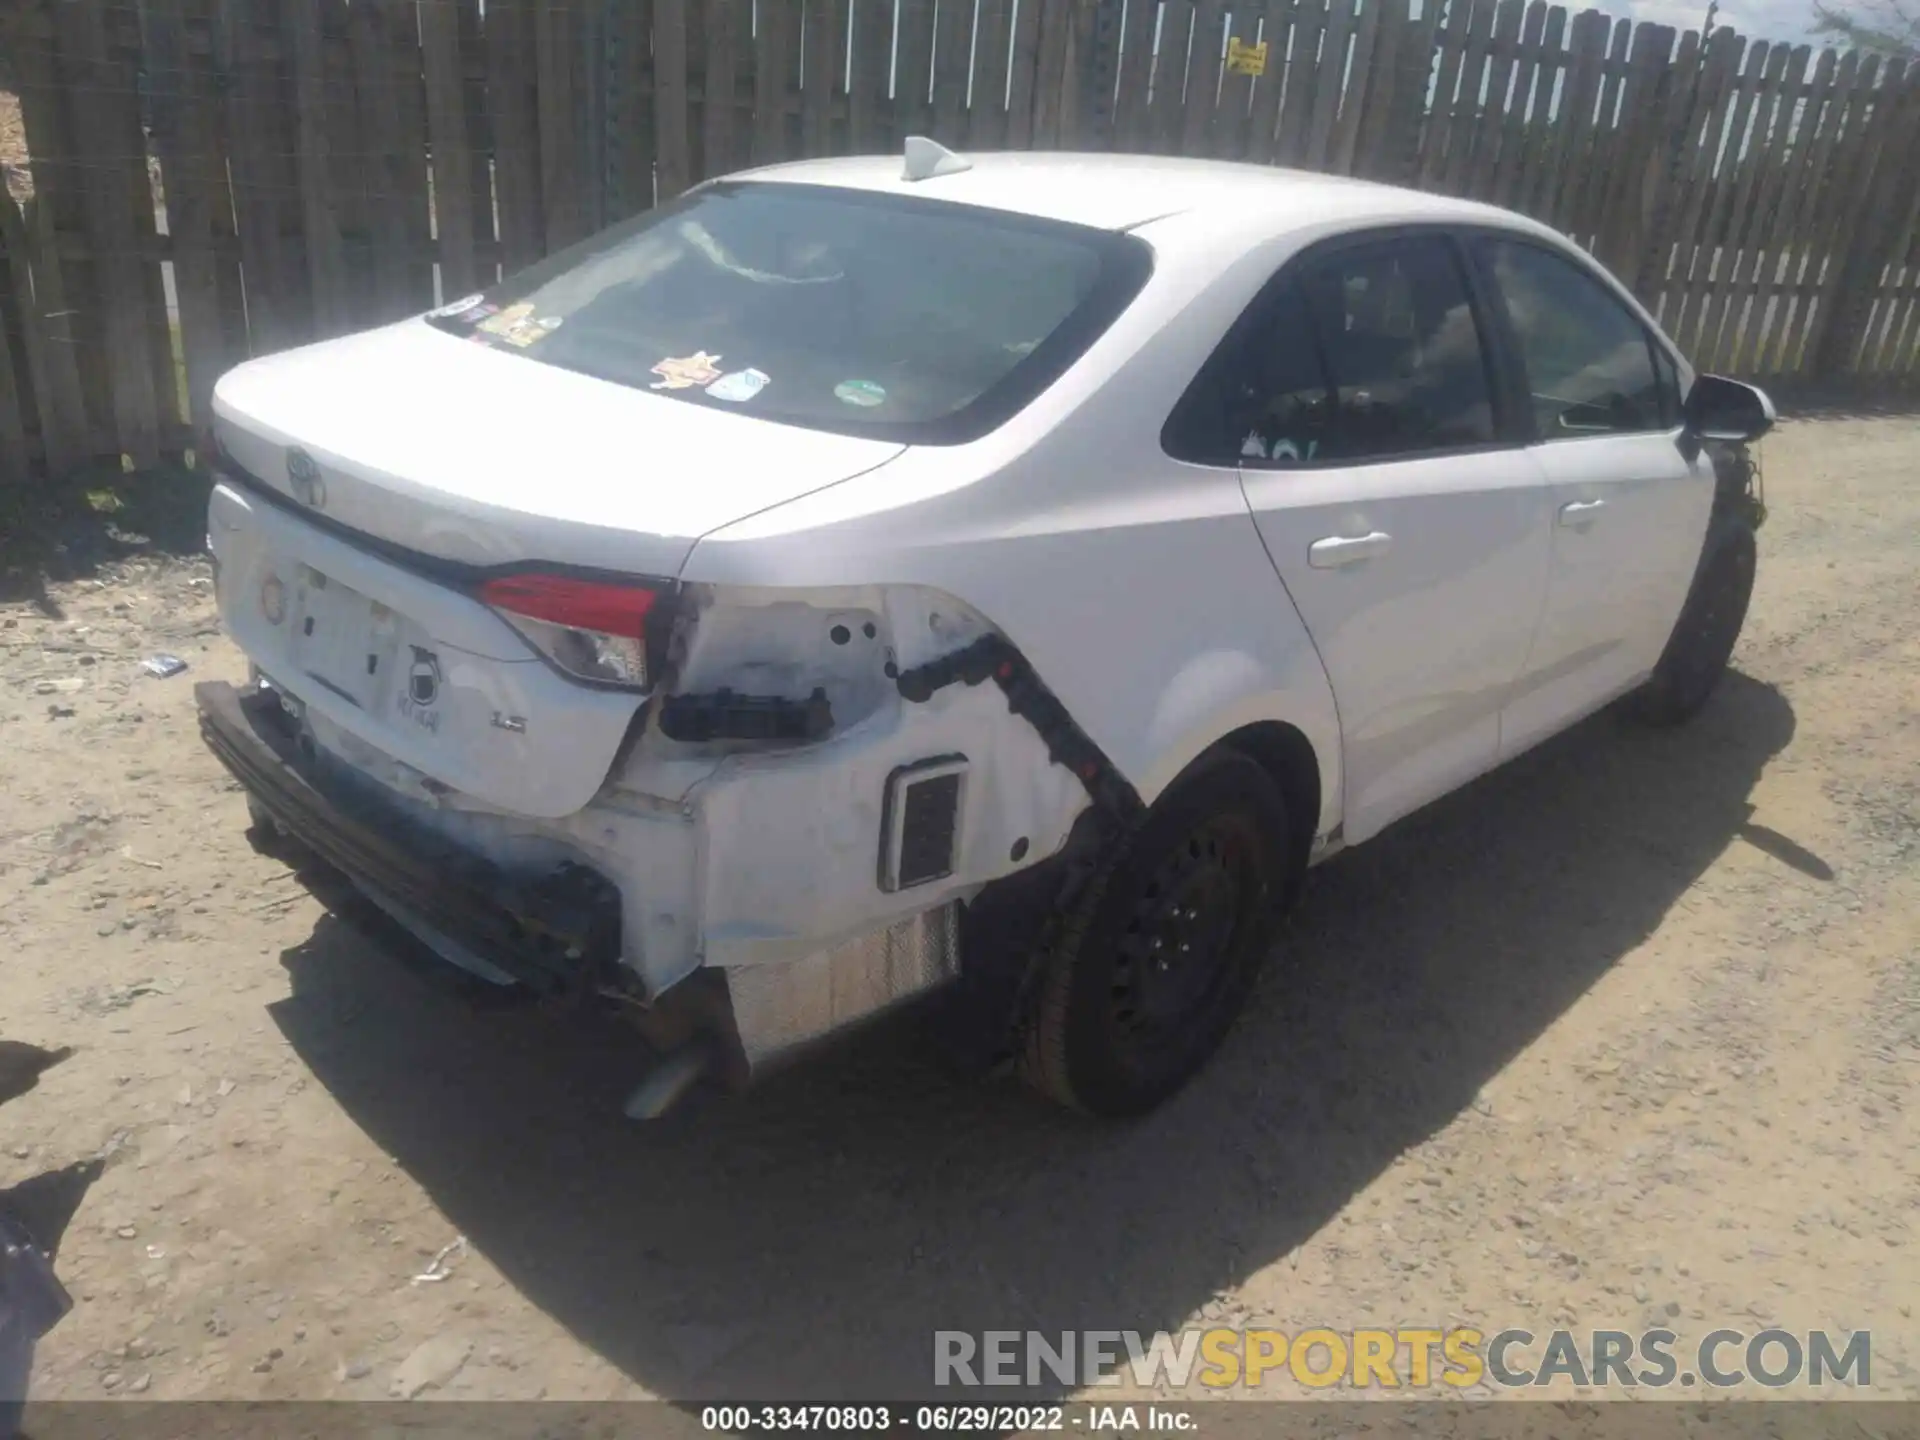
<box><xmin>431</xmin><ymin>292</ymin><xmax>486</xmax><ymax>319</ymax></box>
<box><xmin>651</xmin><ymin>351</ymin><xmax>725</xmax><ymax>390</ymax></box>
<box><xmin>1241</xmin><ymin>433</ymin><xmax>1317</xmax><ymax>463</ymax></box>
<box><xmin>501</xmin><ymin>316</ymin><xmax>553</xmax><ymax>347</ymax></box>
<box><xmin>479</xmin><ymin>301</ymin><xmax>534</xmax><ymax>336</ymax></box>
<box><xmin>706</xmin><ymin>368</ymin><xmax>771</xmax><ymax>402</ymax></box>
<box><xmin>834</xmin><ymin>379</ymin><xmax>887</xmax><ymax>408</ymax></box>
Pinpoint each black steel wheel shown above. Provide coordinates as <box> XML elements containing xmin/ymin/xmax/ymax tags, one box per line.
<box><xmin>1023</xmin><ymin>748</ymin><xmax>1296</xmax><ymax>1117</ymax></box>
<box><xmin>1634</xmin><ymin>523</ymin><xmax>1757</xmax><ymax>727</ymax></box>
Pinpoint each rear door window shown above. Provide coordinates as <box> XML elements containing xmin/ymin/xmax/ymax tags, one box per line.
<box><xmin>425</xmin><ymin>182</ymin><xmax>1152</xmax><ymax>445</ymax></box>
<box><xmin>1165</xmin><ymin>233</ymin><xmax>1500</xmax><ymax>467</ymax></box>
<box><xmin>1297</xmin><ymin>236</ymin><xmax>1499</xmax><ymax>461</ymax></box>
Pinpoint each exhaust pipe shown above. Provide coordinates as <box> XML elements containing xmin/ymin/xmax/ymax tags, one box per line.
<box><xmin>622</xmin><ymin>1043</ymin><xmax>717</xmax><ymax>1120</ymax></box>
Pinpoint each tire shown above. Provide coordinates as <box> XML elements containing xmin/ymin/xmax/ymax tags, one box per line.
<box><xmin>1021</xmin><ymin>748</ymin><xmax>1296</xmax><ymax>1118</ymax></box>
<box><xmin>1632</xmin><ymin>521</ymin><xmax>1758</xmax><ymax>727</ymax></box>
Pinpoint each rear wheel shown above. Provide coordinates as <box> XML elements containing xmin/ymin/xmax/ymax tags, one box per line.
<box><xmin>1633</xmin><ymin>524</ymin><xmax>1757</xmax><ymax>727</ymax></box>
<box><xmin>1022</xmin><ymin>749</ymin><xmax>1295</xmax><ymax>1117</ymax></box>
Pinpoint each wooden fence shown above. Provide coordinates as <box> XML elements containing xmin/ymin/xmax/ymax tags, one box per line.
<box><xmin>2</xmin><ymin>0</ymin><xmax>1918</xmax><ymax>484</ymax></box>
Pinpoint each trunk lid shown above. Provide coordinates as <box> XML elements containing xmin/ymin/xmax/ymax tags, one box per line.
<box><xmin>211</xmin><ymin>318</ymin><xmax>906</xmax><ymax>574</ymax></box>
<box><xmin>208</xmin><ymin>321</ymin><xmax>903</xmax><ymax>819</ymax></box>
<box><xmin>207</xmin><ymin>480</ymin><xmax>650</xmax><ymax>819</ymax></box>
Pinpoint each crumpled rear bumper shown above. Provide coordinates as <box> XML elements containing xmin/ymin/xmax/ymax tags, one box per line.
<box><xmin>195</xmin><ymin>680</ymin><xmax>623</xmax><ymax>998</ymax></box>
<box><xmin>195</xmin><ymin>679</ymin><xmax>966</xmax><ymax>1094</ymax></box>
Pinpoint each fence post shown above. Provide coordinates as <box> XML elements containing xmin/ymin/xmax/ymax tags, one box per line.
<box><xmin>1631</xmin><ymin>22</ymin><xmax>1710</xmax><ymax>307</ymax></box>
<box><xmin>580</xmin><ymin>0</ymin><xmax>608</xmax><ymax>232</ymax></box>
<box><xmin>57</xmin><ymin>0</ymin><xmax>163</xmax><ymax>466</ymax></box>
<box><xmin>602</xmin><ymin>0</ymin><xmax>626</xmax><ymax>217</ymax></box>
<box><xmin>1596</xmin><ymin>22</ymin><xmax>1670</xmax><ymax>284</ymax></box>
<box><xmin>1389</xmin><ymin>0</ymin><xmax>1444</xmax><ymax>187</ymax></box>
<box><xmin>1080</xmin><ymin>0</ymin><xmax>1123</xmax><ymax>149</ymax></box>
<box><xmin>1808</xmin><ymin>66</ymin><xmax>1920</xmax><ymax>381</ymax></box>
<box><xmin>1027</xmin><ymin>0</ymin><xmax>1072</xmax><ymax>146</ymax></box>
<box><xmin>1</xmin><ymin>191</ymin><xmax>86</xmax><ymax>481</ymax></box>
<box><xmin>0</xmin><ymin>242</ymin><xmax>29</xmax><ymax>485</ymax></box>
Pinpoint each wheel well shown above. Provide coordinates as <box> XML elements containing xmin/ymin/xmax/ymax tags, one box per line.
<box><xmin>944</xmin><ymin>719</ymin><xmax>1324</xmax><ymax>1071</ymax></box>
<box><xmin>1213</xmin><ymin>721</ymin><xmax>1322</xmax><ymax>870</ymax></box>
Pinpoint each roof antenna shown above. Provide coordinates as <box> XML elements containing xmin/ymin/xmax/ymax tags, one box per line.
<box><xmin>902</xmin><ymin>135</ymin><xmax>972</xmax><ymax>183</ymax></box>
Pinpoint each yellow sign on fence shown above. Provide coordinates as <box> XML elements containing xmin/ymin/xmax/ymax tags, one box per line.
<box><xmin>1226</xmin><ymin>37</ymin><xmax>1269</xmax><ymax>77</ymax></box>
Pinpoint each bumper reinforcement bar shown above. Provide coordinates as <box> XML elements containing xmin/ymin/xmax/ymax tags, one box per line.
<box><xmin>194</xmin><ymin>681</ymin><xmax>621</xmax><ymax>998</ymax></box>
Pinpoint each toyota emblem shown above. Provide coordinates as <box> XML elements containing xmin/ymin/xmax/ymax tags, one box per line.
<box><xmin>286</xmin><ymin>448</ymin><xmax>326</xmax><ymax>509</ymax></box>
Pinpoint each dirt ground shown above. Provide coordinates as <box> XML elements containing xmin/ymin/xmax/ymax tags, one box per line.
<box><xmin>0</xmin><ymin>412</ymin><xmax>1915</xmax><ymax>1407</ymax></box>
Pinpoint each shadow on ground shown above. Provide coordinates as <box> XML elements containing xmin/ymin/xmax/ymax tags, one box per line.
<box><xmin>0</xmin><ymin>1159</ymin><xmax>102</xmax><ymax>1262</ymax></box>
<box><xmin>270</xmin><ymin>671</ymin><xmax>1803</xmax><ymax>1402</ymax></box>
<box><xmin>0</xmin><ymin>464</ymin><xmax>208</xmax><ymax>613</ymax></box>
<box><xmin>1772</xmin><ymin>388</ymin><xmax>1920</xmax><ymax>425</ymax></box>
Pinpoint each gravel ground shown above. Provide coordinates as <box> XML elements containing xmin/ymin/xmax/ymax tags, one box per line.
<box><xmin>0</xmin><ymin>412</ymin><xmax>1914</xmax><ymax>1407</ymax></box>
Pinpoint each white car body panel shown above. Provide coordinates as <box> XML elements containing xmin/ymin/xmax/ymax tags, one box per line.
<box><xmin>212</xmin><ymin>319</ymin><xmax>906</xmax><ymax>573</ymax></box>
<box><xmin>684</xmin><ymin>443</ymin><xmax>1346</xmax><ymax>838</ymax></box>
<box><xmin>692</xmin><ymin>673</ymin><xmax>1087</xmax><ymax>971</ymax></box>
<box><xmin>199</xmin><ymin>150</ymin><xmax>1733</xmax><ymax>1078</ymax></box>
<box><xmin>1499</xmin><ymin>431</ymin><xmax>1715</xmax><ymax>759</ymax></box>
<box><xmin>1239</xmin><ymin>451</ymin><xmax>1552</xmax><ymax>845</ymax></box>
<box><xmin>206</xmin><ymin>481</ymin><xmax>646</xmax><ymax>819</ymax></box>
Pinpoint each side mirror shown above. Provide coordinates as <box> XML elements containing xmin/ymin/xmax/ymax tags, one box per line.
<box><xmin>1683</xmin><ymin>373</ymin><xmax>1775</xmax><ymax>443</ymax></box>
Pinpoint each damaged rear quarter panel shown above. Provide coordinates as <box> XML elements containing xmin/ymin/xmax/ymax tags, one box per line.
<box><xmin>690</xmin><ymin>674</ymin><xmax>1086</xmax><ymax>970</ymax></box>
<box><xmin>678</xmin><ymin>396</ymin><xmax>1344</xmax><ymax>843</ymax></box>
<box><xmin>611</xmin><ymin>583</ymin><xmax>1088</xmax><ymax>976</ymax></box>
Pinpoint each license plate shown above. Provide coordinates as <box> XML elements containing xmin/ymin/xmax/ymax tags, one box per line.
<box><xmin>289</xmin><ymin>568</ymin><xmax>392</xmax><ymax>710</ymax></box>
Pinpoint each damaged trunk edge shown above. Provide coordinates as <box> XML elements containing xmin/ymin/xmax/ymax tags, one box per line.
<box><xmin>224</xmin><ymin>576</ymin><xmax>1144</xmax><ymax>1111</ymax></box>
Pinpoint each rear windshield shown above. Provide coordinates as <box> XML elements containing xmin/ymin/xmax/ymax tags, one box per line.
<box><xmin>423</xmin><ymin>182</ymin><xmax>1152</xmax><ymax>445</ymax></box>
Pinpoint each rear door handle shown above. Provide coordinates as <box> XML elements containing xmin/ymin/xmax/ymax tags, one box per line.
<box><xmin>1308</xmin><ymin>530</ymin><xmax>1393</xmax><ymax>568</ymax></box>
<box><xmin>1557</xmin><ymin>498</ymin><xmax>1606</xmax><ymax>527</ymax></box>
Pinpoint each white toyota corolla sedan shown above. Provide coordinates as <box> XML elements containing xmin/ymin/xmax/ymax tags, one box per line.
<box><xmin>197</xmin><ymin>142</ymin><xmax>1774</xmax><ymax>1119</ymax></box>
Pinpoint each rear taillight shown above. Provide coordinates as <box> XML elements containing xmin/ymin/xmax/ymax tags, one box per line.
<box><xmin>479</xmin><ymin>573</ymin><xmax>663</xmax><ymax>690</ymax></box>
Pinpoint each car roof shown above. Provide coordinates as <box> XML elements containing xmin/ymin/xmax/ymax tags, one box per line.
<box><xmin>731</xmin><ymin>150</ymin><xmax>1527</xmax><ymax>238</ymax></box>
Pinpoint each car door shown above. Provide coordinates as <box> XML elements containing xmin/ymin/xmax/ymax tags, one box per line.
<box><xmin>1469</xmin><ymin>234</ymin><xmax>1714</xmax><ymax>760</ymax></box>
<box><xmin>1166</xmin><ymin>231</ymin><xmax>1552</xmax><ymax>846</ymax></box>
